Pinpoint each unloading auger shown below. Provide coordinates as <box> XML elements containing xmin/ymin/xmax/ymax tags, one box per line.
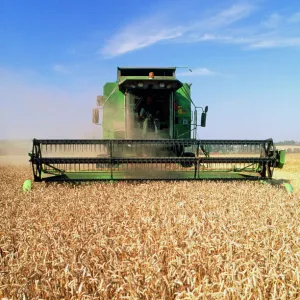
<box><xmin>28</xmin><ymin>67</ymin><xmax>286</xmax><ymax>183</ymax></box>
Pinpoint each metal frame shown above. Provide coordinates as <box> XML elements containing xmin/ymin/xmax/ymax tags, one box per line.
<box><xmin>29</xmin><ymin>138</ymin><xmax>279</xmax><ymax>182</ymax></box>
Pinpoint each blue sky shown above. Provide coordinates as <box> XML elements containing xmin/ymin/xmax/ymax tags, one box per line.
<box><xmin>0</xmin><ymin>0</ymin><xmax>299</xmax><ymax>141</ymax></box>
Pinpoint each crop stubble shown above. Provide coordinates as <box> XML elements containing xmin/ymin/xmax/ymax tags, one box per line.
<box><xmin>0</xmin><ymin>160</ymin><xmax>300</xmax><ymax>299</ymax></box>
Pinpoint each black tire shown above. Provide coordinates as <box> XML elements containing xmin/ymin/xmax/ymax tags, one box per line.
<box><xmin>173</xmin><ymin>144</ymin><xmax>184</xmax><ymax>157</ymax></box>
<box><xmin>180</xmin><ymin>152</ymin><xmax>195</xmax><ymax>168</ymax></box>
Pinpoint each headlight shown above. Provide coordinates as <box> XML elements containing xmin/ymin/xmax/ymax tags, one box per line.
<box><xmin>138</xmin><ymin>82</ymin><xmax>144</xmax><ymax>87</ymax></box>
<box><xmin>159</xmin><ymin>83</ymin><xmax>165</xmax><ymax>88</ymax></box>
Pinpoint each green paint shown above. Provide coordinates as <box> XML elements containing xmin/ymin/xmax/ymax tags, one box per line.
<box><xmin>117</xmin><ymin>67</ymin><xmax>176</xmax><ymax>81</ymax></box>
<box><xmin>100</xmin><ymin>67</ymin><xmax>193</xmax><ymax>141</ymax></box>
<box><xmin>102</xmin><ymin>82</ymin><xmax>125</xmax><ymax>139</ymax></box>
<box><xmin>283</xmin><ymin>183</ymin><xmax>294</xmax><ymax>194</ymax></box>
<box><xmin>174</xmin><ymin>83</ymin><xmax>192</xmax><ymax>139</ymax></box>
<box><xmin>23</xmin><ymin>179</ymin><xmax>32</xmax><ymax>192</ymax></box>
<box><xmin>119</xmin><ymin>76</ymin><xmax>175</xmax><ymax>81</ymax></box>
<box><xmin>277</xmin><ymin>150</ymin><xmax>286</xmax><ymax>168</ymax></box>
<box><xmin>40</xmin><ymin>170</ymin><xmax>261</xmax><ymax>181</ymax></box>
<box><xmin>260</xmin><ymin>179</ymin><xmax>294</xmax><ymax>194</ymax></box>
<box><xmin>29</xmin><ymin>67</ymin><xmax>288</xmax><ymax>184</ymax></box>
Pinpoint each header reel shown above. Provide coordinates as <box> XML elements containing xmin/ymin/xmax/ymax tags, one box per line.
<box><xmin>29</xmin><ymin>138</ymin><xmax>285</xmax><ymax>182</ymax></box>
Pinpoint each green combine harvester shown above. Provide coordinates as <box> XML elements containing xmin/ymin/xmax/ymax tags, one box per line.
<box><xmin>29</xmin><ymin>67</ymin><xmax>286</xmax><ymax>182</ymax></box>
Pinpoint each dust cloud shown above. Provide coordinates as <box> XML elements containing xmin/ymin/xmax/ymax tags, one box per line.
<box><xmin>0</xmin><ymin>68</ymin><xmax>106</xmax><ymax>165</ymax></box>
<box><xmin>0</xmin><ymin>68</ymin><xmax>102</xmax><ymax>141</ymax></box>
<box><xmin>0</xmin><ymin>140</ymin><xmax>32</xmax><ymax>165</ymax></box>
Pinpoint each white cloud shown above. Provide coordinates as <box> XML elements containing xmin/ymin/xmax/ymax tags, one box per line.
<box><xmin>288</xmin><ymin>12</ymin><xmax>300</xmax><ymax>23</ymax></box>
<box><xmin>247</xmin><ymin>37</ymin><xmax>300</xmax><ymax>49</ymax></box>
<box><xmin>53</xmin><ymin>64</ymin><xmax>70</xmax><ymax>74</ymax></box>
<box><xmin>99</xmin><ymin>3</ymin><xmax>300</xmax><ymax>57</ymax></box>
<box><xmin>196</xmin><ymin>33</ymin><xmax>217</xmax><ymax>41</ymax></box>
<box><xmin>100</xmin><ymin>3</ymin><xmax>254</xmax><ymax>58</ymax></box>
<box><xmin>183</xmin><ymin>33</ymin><xmax>234</xmax><ymax>43</ymax></box>
<box><xmin>262</xmin><ymin>13</ymin><xmax>282</xmax><ymax>28</ymax></box>
<box><xmin>177</xmin><ymin>68</ymin><xmax>217</xmax><ymax>77</ymax></box>
<box><xmin>100</xmin><ymin>15</ymin><xmax>186</xmax><ymax>58</ymax></box>
<box><xmin>179</xmin><ymin>10</ymin><xmax>300</xmax><ymax>50</ymax></box>
<box><xmin>203</xmin><ymin>3</ymin><xmax>255</xmax><ymax>28</ymax></box>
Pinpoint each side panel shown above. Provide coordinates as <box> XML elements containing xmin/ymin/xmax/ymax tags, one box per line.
<box><xmin>102</xmin><ymin>82</ymin><xmax>125</xmax><ymax>139</ymax></box>
<box><xmin>174</xmin><ymin>83</ymin><xmax>192</xmax><ymax>139</ymax></box>
<box><xmin>169</xmin><ymin>92</ymin><xmax>174</xmax><ymax>139</ymax></box>
<box><xmin>125</xmin><ymin>92</ymin><xmax>136</xmax><ymax>139</ymax></box>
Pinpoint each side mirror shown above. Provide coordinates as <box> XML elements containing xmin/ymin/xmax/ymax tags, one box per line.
<box><xmin>93</xmin><ymin>108</ymin><xmax>99</xmax><ymax>124</ymax></box>
<box><xmin>205</xmin><ymin>106</ymin><xmax>208</xmax><ymax>113</ymax></box>
<box><xmin>201</xmin><ymin>112</ymin><xmax>207</xmax><ymax>127</ymax></box>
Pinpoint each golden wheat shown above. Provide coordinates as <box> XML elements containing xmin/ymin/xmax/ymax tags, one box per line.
<box><xmin>273</xmin><ymin>153</ymin><xmax>300</xmax><ymax>193</ymax></box>
<box><xmin>0</xmin><ymin>163</ymin><xmax>300</xmax><ymax>299</ymax></box>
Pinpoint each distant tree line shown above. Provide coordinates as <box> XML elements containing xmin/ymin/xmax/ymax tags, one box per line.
<box><xmin>275</xmin><ymin>140</ymin><xmax>300</xmax><ymax>145</ymax></box>
<box><xmin>199</xmin><ymin>141</ymin><xmax>300</xmax><ymax>154</ymax></box>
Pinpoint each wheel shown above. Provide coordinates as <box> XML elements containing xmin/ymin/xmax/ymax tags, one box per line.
<box><xmin>173</xmin><ymin>144</ymin><xmax>184</xmax><ymax>156</ymax></box>
<box><xmin>180</xmin><ymin>152</ymin><xmax>195</xmax><ymax>168</ymax></box>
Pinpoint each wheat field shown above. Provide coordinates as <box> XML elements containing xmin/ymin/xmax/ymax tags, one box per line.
<box><xmin>273</xmin><ymin>153</ymin><xmax>300</xmax><ymax>194</ymax></box>
<box><xmin>0</xmin><ymin>154</ymin><xmax>300</xmax><ymax>299</ymax></box>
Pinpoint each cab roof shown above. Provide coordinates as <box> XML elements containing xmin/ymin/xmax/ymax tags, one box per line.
<box><xmin>117</xmin><ymin>67</ymin><xmax>176</xmax><ymax>78</ymax></box>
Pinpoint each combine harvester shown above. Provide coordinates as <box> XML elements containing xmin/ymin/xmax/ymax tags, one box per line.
<box><xmin>28</xmin><ymin>67</ymin><xmax>286</xmax><ymax>184</ymax></box>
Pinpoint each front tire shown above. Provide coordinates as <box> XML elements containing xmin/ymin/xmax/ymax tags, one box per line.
<box><xmin>180</xmin><ymin>152</ymin><xmax>195</xmax><ymax>168</ymax></box>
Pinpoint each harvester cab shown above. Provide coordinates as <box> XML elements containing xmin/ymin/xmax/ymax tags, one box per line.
<box><xmin>92</xmin><ymin>67</ymin><xmax>207</xmax><ymax>140</ymax></box>
<box><xmin>29</xmin><ymin>66</ymin><xmax>286</xmax><ymax>182</ymax></box>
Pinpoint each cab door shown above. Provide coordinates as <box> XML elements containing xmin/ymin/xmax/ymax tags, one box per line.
<box><xmin>174</xmin><ymin>84</ymin><xmax>192</xmax><ymax>139</ymax></box>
